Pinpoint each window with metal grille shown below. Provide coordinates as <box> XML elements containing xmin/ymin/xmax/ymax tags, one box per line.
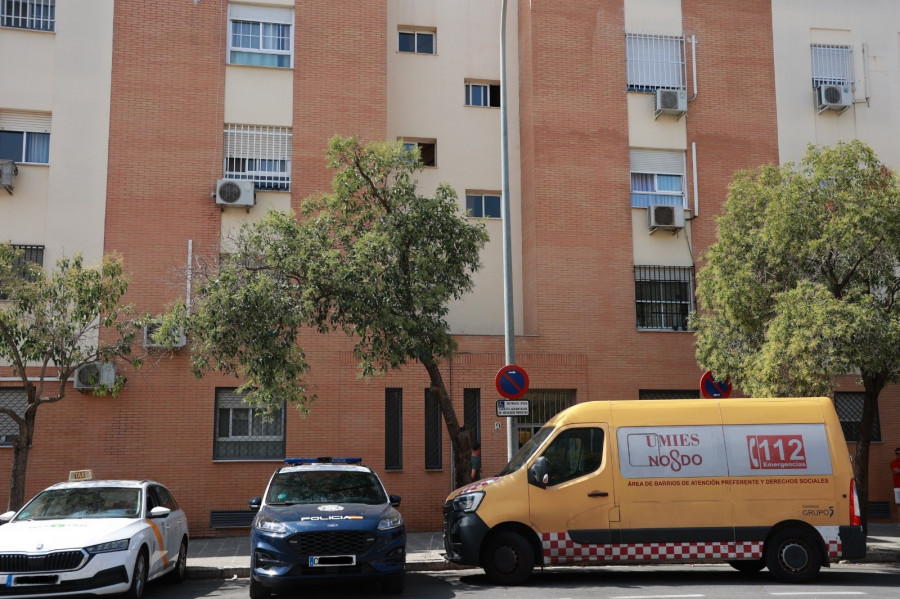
<box><xmin>0</xmin><ymin>0</ymin><xmax>54</xmax><ymax>32</ymax></box>
<box><xmin>626</xmin><ymin>33</ymin><xmax>685</xmax><ymax>92</ymax></box>
<box><xmin>425</xmin><ymin>389</ymin><xmax>442</xmax><ymax>470</ymax></box>
<box><xmin>0</xmin><ymin>388</ymin><xmax>26</xmax><ymax>447</ymax></box>
<box><xmin>465</xmin><ymin>81</ymin><xmax>501</xmax><ymax>107</ymax></box>
<box><xmin>834</xmin><ymin>392</ymin><xmax>880</xmax><ymax>442</ymax></box>
<box><xmin>464</xmin><ymin>388</ymin><xmax>481</xmax><ymax>445</ymax></box>
<box><xmin>512</xmin><ymin>389</ymin><xmax>576</xmax><ymax>449</ymax></box>
<box><xmin>385</xmin><ymin>388</ymin><xmax>402</xmax><ymax>470</ymax></box>
<box><xmin>224</xmin><ymin>125</ymin><xmax>291</xmax><ymax>191</ymax></box>
<box><xmin>1</xmin><ymin>244</ymin><xmax>44</xmax><ymax>300</ymax></box>
<box><xmin>214</xmin><ymin>388</ymin><xmax>284</xmax><ymax>460</ymax></box>
<box><xmin>398</xmin><ymin>28</ymin><xmax>435</xmax><ymax>54</ymax></box>
<box><xmin>227</xmin><ymin>4</ymin><xmax>293</xmax><ymax>68</ymax></box>
<box><xmin>811</xmin><ymin>44</ymin><xmax>853</xmax><ymax>88</ymax></box>
<box><xmin>639</xmin><ymin>389</ymin><xmax>700</xmax><ymax>400</ymax></box>
<box><xmin>634</xmin><ymin>265</ymin><xmax>694</xmax><ymax>331</ymax></box>
<box><xmin>466</xmin><ymin>192</ymin><xmax>501</xmax><ymax>219</ymax></box>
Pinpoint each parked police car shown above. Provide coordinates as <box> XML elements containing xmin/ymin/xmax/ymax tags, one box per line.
<box><xmin>249</xmin><ymin>457</ymin><xmax>406</xmax><ymax>597</ymax></box>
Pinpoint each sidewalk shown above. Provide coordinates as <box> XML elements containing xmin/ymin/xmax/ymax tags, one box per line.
<box><xmin>186</xmin><ymin>524</ymin><xmax>900</xmax><ymax>580</ymax></box>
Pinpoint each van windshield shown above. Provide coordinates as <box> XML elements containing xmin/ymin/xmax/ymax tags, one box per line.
<box><xmin>497</xmin><ymin>426</ymin><xmax>554</xmax><ymax>476</ymax></box>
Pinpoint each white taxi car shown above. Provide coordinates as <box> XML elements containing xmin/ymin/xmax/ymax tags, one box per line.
<box><xmin>0</xmin><ymin>472</ymin><xmax>188</xmax><ymax>598</ymax></box>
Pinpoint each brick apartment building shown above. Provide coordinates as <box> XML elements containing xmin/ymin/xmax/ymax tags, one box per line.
<box><xmin>1</xmin><ymin>0</ymin><xmax>899</xmax><ymax>536</ymax></box>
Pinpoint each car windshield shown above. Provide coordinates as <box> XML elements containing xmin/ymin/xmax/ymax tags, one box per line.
<box><xmin>266</xmin><ymin>470</ymin><xmax>387</xmax><ymax>505</ymax></box>
<box><xmin>14</xmin><ymin>487</ymin><xmax>141</xmax><ymax>521</ymax></box>
<box><xmin>497</xmin><ymin>425</ymin><xmax>555</xmax><ymax>476</ymax></box>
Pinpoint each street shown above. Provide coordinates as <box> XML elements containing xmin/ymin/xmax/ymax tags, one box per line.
<box><xmin>148</xmin><ymin>563</ymin><xmax>900</xmax><ymax>598</ymax></box>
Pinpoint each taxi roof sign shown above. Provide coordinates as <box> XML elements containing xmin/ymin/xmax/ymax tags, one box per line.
<box><xmin>68</xmin><ymin>469</ymin><xmax>93</xmax><ymax>481</ymax></box>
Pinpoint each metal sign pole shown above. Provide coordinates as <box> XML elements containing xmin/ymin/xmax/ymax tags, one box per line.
<box><xmin>500</xmin><ymin>0</ymin><xmax>516</xmax><ymax>460</ymax></box>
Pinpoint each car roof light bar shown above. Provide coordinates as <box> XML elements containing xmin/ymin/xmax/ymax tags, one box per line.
<box><xmin>284</xmin><ymin>457</ymin><xmax>363</xmax><ymax>465</ymax></box>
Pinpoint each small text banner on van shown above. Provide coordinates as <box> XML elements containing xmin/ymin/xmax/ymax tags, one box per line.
<box><xmin>700</xmin><ymin>370</ymin><xmax>732</xmax><ymax>398</ymax></box>
<box><xmin>495</xmin><ymin>364</ymin><xmax>529</xmax><ymax>399</ymax></box>
<box><xmin>496</xmin><ymin>399</ymin><xmax>530</xmax><ymax>417</ymax></box>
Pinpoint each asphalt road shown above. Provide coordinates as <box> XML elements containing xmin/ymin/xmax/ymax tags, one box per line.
<box><xmin>146</xmin><ymin>563</ymin><xmax>900</xmax><ymax>598</ymax></box>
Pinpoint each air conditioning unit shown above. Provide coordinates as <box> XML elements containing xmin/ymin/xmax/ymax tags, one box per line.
<box><xmin>816</xmin><ymin>84</ymin><xmax>853</xmax><ymax>112</ymax></box>
<box><xmin>648</xmin><ymin>204</ymin><xmax>686</xmax><ymax>232</ymax></box>
<box><xmin>143</xmin><ymin>322</ymin><xmax>186</xmax><ymax>349</ymax></box>
<box><xmin>655</xmin><ymin>88</ymin><xmax>688</xmax><ymax>118</ymax></box>
<box><xmin>216</xmin><ymin>179</ymin><xmax>255</xmax><ymax>207</ymax></box>
<box><xmin>0</xmin><ymin>160</ymin><xmax>17</xmax><ymax>194</ymax></box>
<box><xmin>74</xmin><ymin>362</ymin><xmax>116</xmax><ymax>391</ymax></box>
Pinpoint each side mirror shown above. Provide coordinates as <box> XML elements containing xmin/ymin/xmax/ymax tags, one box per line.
<box><xmin>149</xmin><ymin>506</ymin><xmax>171</xmax><ymax>519</ymax></box>
<box><xmin>528</xmin><ymin>456</ymin><xmax>549</xmax><ymax>489</ymax></box>
<box><xmin>389</xmin><ymin>494</ymin><xmax>401</xmax><ymax>508</ymax></box>
<box><xmin>249</xmin><ymin>497</ymin><xmax>261</xmax><ymax>511</ymax></box>
<box><xmin>0</xmin><ymin>511</ymin><xmax>16</xmax><ymax>524</ymax></box>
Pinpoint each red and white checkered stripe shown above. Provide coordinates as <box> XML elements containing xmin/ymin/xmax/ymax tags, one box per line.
<box><xmin>541</xmin><ymin>532</ymin><xmax>763</xmax><ymax>564</ymax></box>
<box><xmin>826</xmin><ymin>539</ymin><xmax>841</xmax><ymax>557</ymax></box>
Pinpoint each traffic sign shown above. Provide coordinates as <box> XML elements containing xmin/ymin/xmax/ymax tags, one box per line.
<box><xmin>495</xmin><ymin>364</ymin><xmax>529</xmax><ymax>399</ymax></box>
<box><xmin>496</xmin><ymin>400</ymin><xmax>530</xmax><ymax>417</ymax></box>
<box><xmin>700</xmin><ymin>370</ymin><xmax>732</xmax><ymax>399</ymax></box>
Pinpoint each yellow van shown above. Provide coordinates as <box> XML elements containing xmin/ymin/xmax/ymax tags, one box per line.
<box><xmin>443</xmin><ymin>397</ymin><xmax>864</xmax><ymax>584</ymax></box>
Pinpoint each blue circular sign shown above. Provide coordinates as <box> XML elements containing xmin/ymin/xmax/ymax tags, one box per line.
<box><xmin>700</xmin><ymin>370</ymin><xmax>732</xmax><ymax>399</ymax></box>
<box><xmin>495</xmin><ymin>365</ymin><xmax>529</xmax><ymax>400</ymax></box>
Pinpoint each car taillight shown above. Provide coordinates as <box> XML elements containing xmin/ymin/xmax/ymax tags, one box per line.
<box><xmin>849</xmin><ymin>478</ymin><xmax>861</xmax><ymax>527</ymax></box>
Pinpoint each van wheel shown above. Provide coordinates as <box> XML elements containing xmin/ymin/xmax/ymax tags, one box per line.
<box><xmin>765</xmin><ymin>529</ymin><xmax>821</xmax><ymax>583</ymax></box>
<box><xmin>728</xmin><ymin>559</ymin><xmax>765</xmax><ymax>574</ymax></box>
<box><xmin>482</xmin><ymin>531</ymin><xmax>534</xmax><ymax>585</ymax></box>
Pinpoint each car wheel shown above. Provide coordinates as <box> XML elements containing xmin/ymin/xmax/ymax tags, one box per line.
<box><xmin>728</xmin><ymin>559</ymin><xmax>765</xmax><ymax>574</ymax></box>
<box><xmin>765</xmin><ymin>528</ymin><xmax>822</xmax><ymax>583</ymax></box>
<box><xmin>482</xmin><ymin>531</ymin><xmax>534</xmax><ymax>586</ymax></box>
<box><xmin>166</xmin><ymin>537</ymin><xmax>188</xmax><ymax>583</ymax></box>
<box><xmin>122</xmin><ymin>548</ymin><xmax>148</xmax><ymax>599</ymax></box>
<box><xmin>249</xmin><ymin>577</ymin><xmax>272</xmax><ymax>599</ymax></box>
<box><xmin>382</xmin><ymin>571</ymin><xmax>406</xmax><ymax>594</ymax></box>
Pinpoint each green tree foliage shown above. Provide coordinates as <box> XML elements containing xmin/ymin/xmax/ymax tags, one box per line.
<box><xmin>693</xmin><ymin>141</ymin><xmax>900</xmax><ymax>525</ymax></box>
<box><xmin>0</xmin><ymin>247</ymin><xmax>141</xmax><ymax>510</ymax></box>
<box><xmin>181</xmin><ymin>136</ymin><xmax>489</xmax><ymax>488</ymax></box>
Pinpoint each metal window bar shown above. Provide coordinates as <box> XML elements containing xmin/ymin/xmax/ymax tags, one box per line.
<box><xmin>811</xmin><ymin>44</ymin><xmax>853</xmax><ymax>88</ymax></box>
<box><xmin>213</xmin><ymin>389</ymin><xmax>285</xmax><ymax>460</ymax></box>
<box><xmin>0</xmin><ymin>388</ymin><xmax>26</xmax><ymax>446</ymax></box>
<box><xmin>1</xmin><ymin>244</ymin><xmax>44</xmax><ymax>300</ymax></box>
<box><xmin>626</xmin><ymin>33</ymin><xmax>685</xmax><ymax>92</ymax></box>
<box><xmin>0</xmin><ymin>0</ymin><xmax>54</xmax><ymax>31</ymax></box>
<box><xmin>833</xmin><ymin>392</ymin><xmax>881</xmax><ymax>442</ymax></box>
<box><xmin>223</xmin><ymin>125</ymin><xmax>292</xmax><ymax>191</ymax></box>
<box><xmin>512</xmin><ymin>389</ymin><xmax>576</xmax><ymax>429</ymax></box>
<box><xmin>634</xmin><ymin>266</ymin><xmax>694</xmax><ymax>330</ymax></box>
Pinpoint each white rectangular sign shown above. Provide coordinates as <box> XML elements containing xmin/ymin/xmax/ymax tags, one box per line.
<box><xmin>496</xmin><ymin>400</ymin><xmax>529</xmax><ymax>416</ymax></box>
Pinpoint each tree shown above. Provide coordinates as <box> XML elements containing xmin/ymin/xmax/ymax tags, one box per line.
<box><xmin>0</xmin><ymin>247</ymin><xmax>142</xmax><ymax>510</ymax></box>
<box><xmin>693</xmin><ymin>140</ymin><xmax>900</xmax><ymax>526</ymax></box>
<box><xmin>180</xmin><ymin>136</ymin><xmax>490</xmax><ymax>488</ymax></box>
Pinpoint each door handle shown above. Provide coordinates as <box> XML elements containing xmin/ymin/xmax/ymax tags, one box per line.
<box><xmin>588</xmin><ymin>491</ymin><xmax>608</xmax><ymax>497</ymax></box>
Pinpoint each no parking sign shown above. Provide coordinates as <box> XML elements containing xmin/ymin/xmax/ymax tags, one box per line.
<box><xmin>700</xmin><ymin>370</ymin><xmax>732</xmax><ymax>399</ymax></box>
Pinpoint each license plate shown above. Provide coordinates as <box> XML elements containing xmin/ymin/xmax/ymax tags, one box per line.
<box><xmin>309</xmin><ymin>555</ymin><xmax>355</xmax><ymax>567</ymax></box>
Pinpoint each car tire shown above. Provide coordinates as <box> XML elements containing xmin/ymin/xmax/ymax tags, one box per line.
<box><xmin>482</xmin><ymin>531</ymin><xmax>534</xmax><ymax>586</ymax></box>
<box><xmin>249</xmin><ymin>577</ymin><xmax>272</xmax><ymax>599</ymax></box>
<box><xmin>765</xmin><ymin>528</ymin><xmax>822</xmax><ymax>583</ymax></box>
<box><xmin>122</xmin><ymin>548</ymin><xmax>148</xmax><ymax>599</ymax></box>
<box><xmin>728</xmin><ymin>559</ymin><xmax>765</xmax><ymax>574</ymax></box>
<box><xmin>382</xmin><ymin>571</ymin><xmax>406</xmax><ymax>594</ymax></box>
<box><xmin>166</xmin><ymin>537</ymin><xmax>188</xmax><ymax>583</ymax></box>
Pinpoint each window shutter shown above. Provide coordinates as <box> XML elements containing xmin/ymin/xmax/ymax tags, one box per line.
<box><xmin>228</xmin><ymin>4</ymin><xmax>292</xmax><ymax>24</ymax></box>
<box><xmin>0</xmin><ymin>111</ymin><xmax>51</xmax><ymax>133</ymax></box>
<box><xmin>630</xmin><ymin>149</ymin><xmax>684</xmax><ymax>175</ymax></box>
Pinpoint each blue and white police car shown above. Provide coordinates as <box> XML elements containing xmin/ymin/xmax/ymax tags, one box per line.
<box><xmin>248</xmin><ymin>458</ymin><xmax>406</xmax><ymax>597</ymax></box>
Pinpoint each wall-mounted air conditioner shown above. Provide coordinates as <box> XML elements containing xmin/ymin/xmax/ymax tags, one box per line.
<box><xmin>648</xmin><ymin>204</ymin><xmax>686</xmax><ymax>232</ymax></box>
<box><xmin>216</xmin><ymin>179</ymin><xmax>255</xmax><ymax>208</ymax></box>
<box><xmin>74</xmin><ymin>362</ymin><xmax>116</xmax><ymax>391</ymax></box>
<box><xmin>655</xmin><ymin>88</ymin><xmax>688</xmax><ymax>118</ymax></box>
<box><xmin>0</xmin><ymin>160</ymin><xmax>17</xmax><ymax>195</ymax></box>
<box><xmin>816</xmin><ymin>85</ymin><xmax>852</xmax><ymax>112</ymax></box>
<box><xmin>143</xmin><ymin>322</ymin><xmax>187</xmax><ymax>349</ymax></box>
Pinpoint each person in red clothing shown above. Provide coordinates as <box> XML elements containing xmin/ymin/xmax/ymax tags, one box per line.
<box><xmin>892</xmin><ymin>447</ymin><xmax>900</xmax><ymax>522</ymax></box>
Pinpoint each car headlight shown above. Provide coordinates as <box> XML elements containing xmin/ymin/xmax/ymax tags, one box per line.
<box><xmin>452</xmin><ymin>492</ymin><xmax>484</xmax><ymax>513</ymax></box>
<box><xmin>254</xmin><ymin>514</ymin><xmax>286</xmax><ymax>534</ymax></box>
<box><xmin>377</xmin><ymin>510</ymin><xmax>403</xmax><ymax>530</ymax></box>
<box><xmin>85</xmin><ymin>539</ymin><xmax>130</xmax><ymax>554</ymax></box>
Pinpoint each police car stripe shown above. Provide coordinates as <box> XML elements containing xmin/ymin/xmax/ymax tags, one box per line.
<box><xmin>147</xmin><ymin>519</ymin><xmax>169</xmax><ymax>568</ymax></box>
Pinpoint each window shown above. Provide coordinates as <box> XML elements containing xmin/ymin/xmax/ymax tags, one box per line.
<box><xmin>465</xmin><ymin>81</ymin><xmax>501</xmax><ymax>107</ymax></box>
<box><xmin>626</xmin><ymin>33</ymin><xmax>685</xmax><ymax>92</ymax></box>
<box><xmin>834</xmin><ymin>392</ymin><xmax>881</xmax><ymax>443</ymax></box>
<box><xmin>811</xmin><ymin>44</ymin><xmax>853</xmax><ymax>88</ymax></box>
<box><xmin>513</xmin><ymin>389</ymin><xmax>576</xmax><ymax>450</ymax></box>
<box><xmin>385</xmin><ymin>388</ymin><xmax>402</xmax><ymax>470</ymax></box>
<box><xmin>0</xmin><ymin>388</ymin><xmax>26</xmax><ymax>447</ymax></box>
<box><xmin>0</xmin><ymin>0</ymin><xmax>54</xmax><ymax>31</ymax></box>
<box><xmin>425</xmin><ymin>389</ymin><xmax>442</xmax><ymax>470</ymax></box>
<box><xmin>398</xmin><ymin>28</ymin><xmax>435</xmax><ymax>54</ymax></box>
<box><xmin>639</xmin><ymin>389</ymin><xmax>700</xmax><ymax>400</ymax></box>
<box><xmin>1</xmin><ymin>244</ymin><xmax>43</xmax><ymax>300</ymax></box>
<box><xmin>224</xmin><ymin>124</ymin><xmax>292</xmax><ymax>191</ymax></box>
<box><xmin>634</xmin><ymin>265</ymin><xmax>694</xmax><ymax>331</ymax></box>
<box><xmin>401</xmin><ymin>140</ymin><xmax>436</xmax><ymax>167</ymax></box>
<box><xmin>466</xmin><ymin>192</ymin><xmax>501</xmax><ymax>219</ymax></box>
<box><xmin>541</xmin><ymin>427</ymin><xmax>604</xmax><ymax>486</ymax></box>
<box><xmin>214</xmin><ymin>388</ymin><xmax>285</xmax><ymax>460</ymax></box>
<box><xmin>630</xmin><ymin>149</ymin><xmax>685</xmax><ymax>208</ymax></box>
<box><xmin>464</xmin><ymin>388</ymin><xmax>481</xmax><ymax>446</ymax></box>
<box><xmin>227</xmin><ymin>4</ymin><xmax>293</xmax><ymax>68</ymax></box>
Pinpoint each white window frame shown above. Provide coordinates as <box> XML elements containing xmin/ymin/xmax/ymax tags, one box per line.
<box><xmin>398</xmin><ymin>28</ymin><xmax>435</xmax><ymax>54</ymax></box>
<box><xmin>0</xmin><ymin>112</ymin><xmax>51</xmax><ymax>165</ymax></box>
<box><xmin>401</xmin><ymin>139</ymin><xmax>437</xmax><ymax>167</ymax></box>
<box><xmin>465</xmin><ymin>191</ymin><xmax>501</xmax><ymax>219</ymax></box>
<box><xmin>465</xmin><ymin>81</ymin><xmax>501</xmax><ymax>107</ymax></box>
<box><xmin>810</xmin><ymin>44</ymin><xmax>853</xmax><ymax>88</ymax></box>
<box><xmin>0</xmin><ymin>0</ymin><xmax>54</xmax><ymax>32</ymax></box>
<box><xmin>626</xmin><ymin>32</ymin><xmax>685</xmax><ymax>92</ymax></box>
<box><xmin>227</xmin><ymin>4</ymin><xmax>293</xmax><ymax>69</ymax></box>
<box><xmin>224</xmin><ymin>124</ymin><xmax>292</xmax><ymax>191</ymax></box>
<box><xmin>630</xmin><ymin>149</ymin><xmax>685</xmax><ymax>208</ymax></box>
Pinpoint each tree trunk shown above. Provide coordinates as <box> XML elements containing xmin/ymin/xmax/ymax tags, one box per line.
<box><xmin>854</xmin><ymin>371</ymin><xmax>886</xmax><ymax>535</ymax></box>
<box><xmin>422</xmin><ymin>358</ymin><xmax>472</xmax><ymax>490</ymax></box>
<box><xmin>7</xmin><ymin>405</ymin><xmax>36</xmax><ymax>512</ymax></box>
